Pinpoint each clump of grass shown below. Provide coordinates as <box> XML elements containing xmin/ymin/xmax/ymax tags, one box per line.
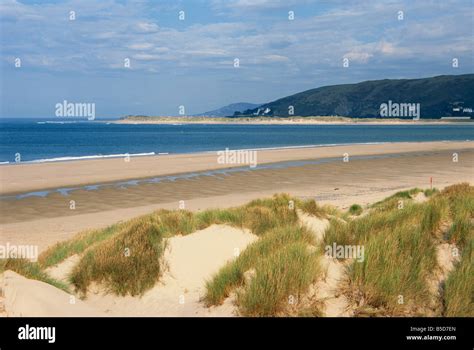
<box><xmin>444</xmin><ymin>184</ymin><xmax>474</xmax><ymax>249</ymax></box>
<box><xmin>70</xmin><ymin>220</ymin><xmax>165</xmax><ymax>296</ymax></box>
<box><xmin>447</xmin><ymin>214</ymin><xmax>472</xmax><ymax>249</ymax></box>
<box><xmin>349</xmin><ymin>204</ymin><xmax>363</xmax><ymax>216</ymax></box>
<box><xmin>152</xmin><ymin>209</ymin><xmax>199</xmax><ymax>236</ymax></box>
<box><xmin>441</xmin><ymin>183</ymin><xmax>474</xmax><ymax>199</ymax></box>
<box><xmin>441</xmin><ymin>183</ymin><xmax>474</xmax><ymax>316</ymax></box>
<box><xmin>323</xmin><ymin>202</ymin><xmax>425</xmax><ymax>248</ymax></box>
<box><xmin>346</xmin><ymin>189</ymin><xmax>469</xmax><ymax>315</ymax></box>
<box><xmin>238</xmin><ymin>242</ymin><xmax>320</xmax><ymax>316</ymax></box>
<box><xmin>420</xmin><ymin>196</ymin><xmax>449</xmax><ymax>236</ymax></box>
<box><xmin>443</xmin><ymin>240</ymin><xmax>473</xmax><ymax>317</ymax></box>
<box><xmin>204</xmin><ymin>225</ymin><xmax>320</xmax><ymax>315</ymax></box>
<box><xmin>0</xmin><ymin>258</ymin><xmax>69</xmax><ymax>292</ymax></box>
<box><xmin>351</xmin><ymin>224</ymin><xmax>437</xmax><ymax>314</ymax></box>
<box><xmin>37</xmin><ymin>194</ymin><xmax>302</xmax><ymax>295</ymax></box>
<box><xmin>296</xmin><ymin>301</ymin><xmax>324</xmax><ymax>317</ymax></box>
<box><xmin>39</xmin><ymin>223</ymin><xmax>124</xmax><ymax>268</ymax></box>
<box><xmin>299</xmin><ymin>199</ymin><xmax>328</xmax><ymax>218</ymax></box>
<box><xmin>39</xmin><ymin>210</ymin><xmax>199</xmax><ymax>269</ymax></box>
<box><xmin>424</xmin><ymin>188</ymin><xmax>439</xmax><ymax>197</ymax></box>
<box><xmin>371</xmin><ymin>188</ymin><xmax>423</xmax><ymax>211</ymax></box>
<box><xmin>240</xmin><ymin>194</ymin><xmax>299</xmax><ymax>235</ymax></box>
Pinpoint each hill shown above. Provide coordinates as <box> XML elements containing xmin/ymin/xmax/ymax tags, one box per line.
<box><xmin>195</xmin><ymin>102</ymin><xmax>261</xmax><ymax>117</ymax></box>
<box><xmin>241</xmin><ymin>74</ymin><xmax>474</xmax><ymax>118</ymax></box>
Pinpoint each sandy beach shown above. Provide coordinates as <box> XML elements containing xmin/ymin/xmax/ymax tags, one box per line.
<box><xmin>1</xmin><ymin>140</ymin><xmax>473</xmax><ymax>318</ymax></box>
<box><xmin>1</xmin><ymin>141</ymin><xmax>472</xmax><ymax>195</ymax></box>
<box><xmin>114</xmin><ymin>116</ymin><xmax>474</xmax><ymax>126</ymax></box>
<box><xmin>1</xmin><ymin>141</ymin><xmax>473</xmax><ymax>253</ymax></box>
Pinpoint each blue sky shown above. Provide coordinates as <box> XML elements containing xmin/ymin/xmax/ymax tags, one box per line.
<box><xmin>1</xmin><ymin>0</ymin><xmax>473</xmax><ymax>117</ymax></box>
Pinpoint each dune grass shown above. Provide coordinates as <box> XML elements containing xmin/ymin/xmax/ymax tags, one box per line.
<box><xmin>351</xmin><ymin>223</ymin><xmax>437</xmax><ymax>314</ymax></box>
<box><xmin>324</xmin><ymin>188</ymin><xmax>453</xmax><ymax>314</ymax></box>
<box><xmin>204</xmin><ymin>225</ymin><xmax>321</xmax><ymax>316</ymax></box>
<box><xmin>298</xmin><ymin>199</ymin><xmax>330</xmax><ymax>218</ymax></box>
<box><xmin>70</xmin><ymin>220</ymin><xmax>165</xmax><ymax>296</ymax></box>
<box><xmin>441</xmin><ymin>183</ymin><xmax>474</xmax><ymax>316</ymax></box>
<box><xmin>324</xmin><ymin>200</ymin><xmax>426</xmax><ymax>248</ymax></box>
<box><xmin>39</xmin><ymin>223</ymin><xmax>124</xmax><ymax>268</ymax></box>
<box><xmin>44</xmin><ymin>193</ymin><xmax>316</xmax><ymax>297</ymax></box>
<box><xmin>349</xmin><ymin>204</ymin><xmax>363</xmax><ymax>216</ymax></box>
<box><xmin>0</xmin><ymin>258</ymin><xmax>69</xmax><ymax>292</ymax></box>
<box><xmin>371</xmin><ymin>188</ymin><xmax>424</xmax><ymax>212</ymax></box>
<box><xmin>329</xmin><ymin>184</ymin><xmax>471</xmax><ymax>315</ymax></box>
<box><xmin>238</xmin><ymin>242</ymin><xmax>320</xmax><ymax>316</ymax></box>
<box><xmin>443</xmin><ymin>239</ymin><xmax>473</xmax><ymax>316</ymax></box>
<box><xmin>444</xmin><ymin>184</ymin><xmax>474</xmax><ymax>249</ymax></box>
<box><xmin>5</xmin><ymin>186</ymin><xmax>472</xmax><ymax>317</ymax></box>
<box><xmin>39</xmin><ymin>194</ymin><xmax>301</xmax><ymax>271</ymax></box>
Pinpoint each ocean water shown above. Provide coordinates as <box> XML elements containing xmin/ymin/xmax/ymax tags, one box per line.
<box><xmin>0</xmin><ymin>118</ymin><xmax>473</xmax><ymax>163</ymax></box>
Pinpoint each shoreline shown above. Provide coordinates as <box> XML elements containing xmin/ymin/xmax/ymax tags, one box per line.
<box><xmin>1</xmin><ymin>141</ymin><xmax>473</xmax><ymax>195</ymax></box>
<box><xmin>1</xmin><ymin>142</ymin><xmax>473</xmax><ymax>253</ymax></box>
<box><xmin>112</xmin><ymin>116</ymin><xmax>474</xmax><ymax>125</ymax></box>
<box><xmin>0</xmin><ymin>151</ymin><xmax>474</xmax><ymax>252</ymax></box>
<box><xmin>0</xmin><ymin>140</ymin><xmax>463</xmax><ymax>166</ymax></box>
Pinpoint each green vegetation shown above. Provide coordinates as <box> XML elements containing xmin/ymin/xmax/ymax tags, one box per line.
<box><xmin>3</xmin><ymin>184</ymin><xmax>473</xmax><ymax>317</ymax></box>
<box><xmin>70</xmin><ymin>220</ymin><xmax>166</xmax><ymax>296</ymax></box>
<box><xmin>325</xmin><ymin>184</ymin><xmax>472</xmax><ymax>316</ymax></box>
<box><xmin>39</xmin><ymin>224</ymin><xmax>124</xmax><ymax>268</ymax></box>
<box><xmin>351</xmin><ymin>223</ymin><xmax>437</xmax><ymax>315</ymax></box>
<box><xmin>0</xmin><ymin>258</ymin><xmax>69</xmax><ymax>292</ymax></box>
<box><xmin>244</xmin><ymin>74</ymin><xmax>474</xmax><ymax>118</ymax></box>
<box><xmin>37</xmin><ymin>194</ymin><xmax>323</xmax><ymax>298</ymax></box>
<box><xmin>299</xmin><ymin>199</ymin><xmax>330</xmax><ymax>218</ymax></box>
<box><xmin>371</xmin><ymin>188</ymin><xmax>423</xmax><ymax>211</ymax></box>
<box><xmin>349</xmin><ymin>204</ymin><xmax>363</xmax><ymax>216</ymax></box>
<box><xmin>444</xmin><ymin>241</ymin><xmax>473</xmax><ymax>316</ymax></box>
<box><xmin>204</xmin><ymin>225</ymin><xmax>321</xmax><ymax>316</ymax></box>
<box><xmin>442</xmin><ymin>184</ymin><xmax>474</xmax><ymax>316</ymax></box>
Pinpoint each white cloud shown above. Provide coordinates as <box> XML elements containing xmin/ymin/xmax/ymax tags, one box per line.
<box><xmin>1</xmin><ymin>0</ymin><xmax>472</xmax><ymax>79</ymax></box>
<box><xmin>135</xmin><ymin>21</ymin><xmax>159</xmax><ymax>33</ymax></box>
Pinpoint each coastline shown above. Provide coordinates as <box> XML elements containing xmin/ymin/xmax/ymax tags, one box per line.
<box><xmin>112</xmin><ymin>116</ymin><xmax>474</xmax><ymax>125</ymax></box>
<box><xmin>1</xmin><ymin>141</ymin><xmax>473</xmax><ymax>195</ymax></box>
<box><xmin>1</xmin><ymin>141</ymin><xmax>472</xmax><ymax>318</ymax></box>
<box><xmin>1</xmin><ymin>140</ymin><xmax>473</xmax><ymax>254</ymax></box>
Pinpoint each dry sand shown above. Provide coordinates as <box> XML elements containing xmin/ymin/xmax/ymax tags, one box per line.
<box><xmin>1</xmin><ymin>141</ymin><xmax>473</xmax><ymax>253</ymax></box>
<box><xmin>0</xmin><ymin>141</ymin><xmax>472</xmax><ymax>317</ymax></box>
<box><xmin>81</xmin><ymin>224</ymin><xmax>256</xmax><ymax>317</ymax></box>
<box><xmin>1</xmin><ymin>224</ymin><xmax>256</xmax><ymax>317</ymax></box>
<box><xmin>0</xmin><ymin>271</ymin><xmax>104</xmax><ymax>317</ymax></box>
<box><xmin>115</xmin><ymin>117</ymin><xmax>472</xmax><ymax>126</ymax></box>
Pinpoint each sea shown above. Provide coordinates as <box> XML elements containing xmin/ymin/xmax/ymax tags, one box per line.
<box><xmin>0</xmin><ymin>118</ymin><xmax>473</xmax><ymax>164</ymax></box>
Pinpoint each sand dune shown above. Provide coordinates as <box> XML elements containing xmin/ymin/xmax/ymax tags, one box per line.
<box><xmin>0</xmin><ymin>271</ymin><xmax>104</xmax><ymax>317</ymax></box>
<box><xmin>1</xmin><ymin>224</ymin><xmax>257</xmax><ymax>317</ymax></box>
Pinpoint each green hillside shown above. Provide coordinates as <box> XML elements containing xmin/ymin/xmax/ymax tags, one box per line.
<box><xmin>241</xmin><ymin>74</ymin><xmax>474</xmax><ymax>118</ymax></box>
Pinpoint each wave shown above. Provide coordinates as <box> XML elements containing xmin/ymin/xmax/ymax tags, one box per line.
<box><xmin>202</xmin><ymin>142</ymin><xmax>390</xmax><ymax>154</ymax></box>
<box><xmin>36</xmin><ymin>120</ymin><xmax>92</xmax><ymax>125</ymax></box>
<box><xmin>25</xmin><ymin>152</ymin><xmax>156</xmax><ymax>164</ymax></box>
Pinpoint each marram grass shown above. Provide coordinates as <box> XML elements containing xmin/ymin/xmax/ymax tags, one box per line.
<box><xmin>4</xmin><ymin>186</ymin><xmax>473</xmax><ymax>317</ymax></box>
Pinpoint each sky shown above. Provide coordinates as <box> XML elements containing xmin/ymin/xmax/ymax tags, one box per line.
<box><xmin>0</xmin><ymin>0</ymin><xmax>473</xmax><ymax>118</ymax></box>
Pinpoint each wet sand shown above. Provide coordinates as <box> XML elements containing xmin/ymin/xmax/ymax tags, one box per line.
<box><xmin>1</xmin><ymin>141</ymin><xmax>472</xmax><ymax>195</ymax></box>
<box><xmin>1</xmin><ymin>142</ymin><xmax>473</xmax><ymax>253</ymax></box>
